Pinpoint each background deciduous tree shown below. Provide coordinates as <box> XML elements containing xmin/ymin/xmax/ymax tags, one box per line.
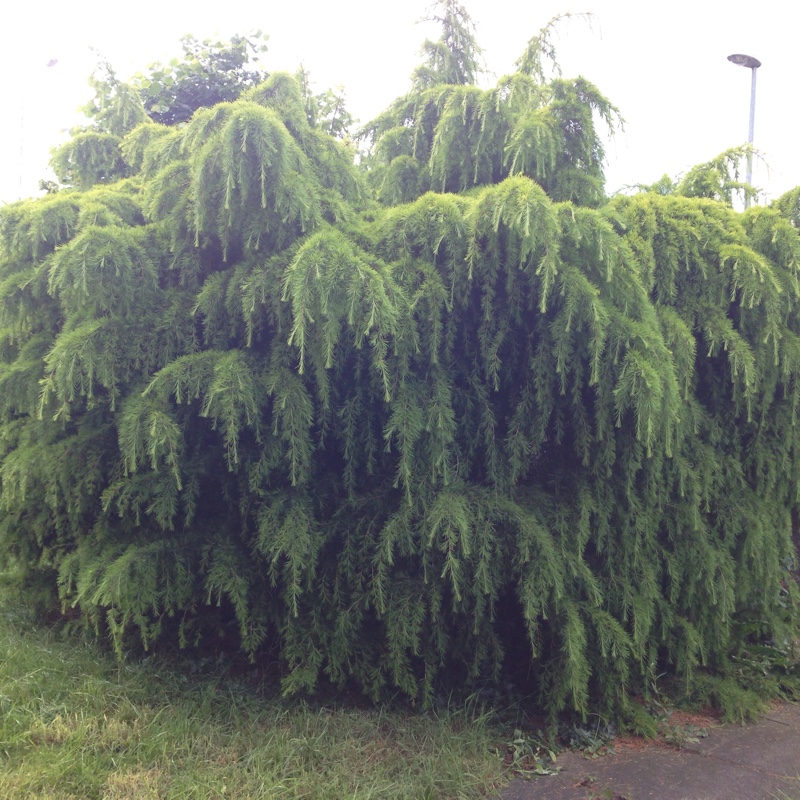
<box><xmin>133</xmin><ymin>33</ymin><xmax>269</xmax><ymax>126</ymax></box>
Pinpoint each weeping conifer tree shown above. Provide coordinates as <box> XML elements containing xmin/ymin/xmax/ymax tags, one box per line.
<box><xmin>1</xmin><ymin>2</ymin><xmax>798</xmax><ymax>722</ymax></box>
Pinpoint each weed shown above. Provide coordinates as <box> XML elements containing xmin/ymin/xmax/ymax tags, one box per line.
<box><xmin>503</xmin><ymin>728</ymin><xmax>561</xmax><ymax>777</ymax></box>
<box><xmin>566</xmin><ymin>716</ymin><xmax>618</xmax><ymax>758</ymax></box>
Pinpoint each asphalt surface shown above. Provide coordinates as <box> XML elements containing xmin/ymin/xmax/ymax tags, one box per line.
<box><xmin>497</xmin><ymin>703</ymin><xmax>800</xmax><ymax>800</ymax></box>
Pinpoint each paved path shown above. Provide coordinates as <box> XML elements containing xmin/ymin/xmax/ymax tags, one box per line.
<box><xmin>498</xmin><ymin>703</ymin><xmax>800</xmax><ymax>800</ymax></box>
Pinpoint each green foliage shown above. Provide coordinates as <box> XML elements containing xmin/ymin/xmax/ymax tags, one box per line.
<box><xmin>359</xmin><ymin>11</ymin><xmax>618</xmax><ymax>207</ymax></box>
<box><xmin>49</xmin><ymin>56</ymin><xmax>149</xmax><ymax>191</ymax></box>
<box><xmin>296</xmin><ymin>66</ymin><xmax>357</xmax><ymax>139</ymax></box>
<box><xmin>675</xmin><ymin>145</ymin><xmax>760</xmax><ymax>206</ymax></box>
<box><xmin>1</xmin><ymin>3</ymin><xmax>799</xmax><ymax>725</ymax></box>
<box><xmin>412</xmin><ymin>0</ymin><xmax>484</xmax><ymax>88</ymax></box>
<box><xmin>632</xmin><ymin>145</ymin><xmax>762</xmax><ymax>207</ymax></box>
<box><xmin>132</xmin><ymin>33</ymin><xmax>269</xmax><ymax>126</ymax></box>
<box><xmin>50</xmin><ymin>132</ymin><xmax>129</xmax><ymax>191</ymax></box>
<box><xmin>80</xmin><ymin>54</ymin><xmax>148</xmax><ymax>137</ymax></box>
<box><xmin>515</xmin><ymin>13</ymin><xmax>592</xmax><ymax>83</ymax></box>
<box><xmin>49</xmin><ymin>34</ymin><xmax>270</xmax><ymax>193</ymax></box>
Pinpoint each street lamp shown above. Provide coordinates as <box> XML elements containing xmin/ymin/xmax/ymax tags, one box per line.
<box><xmin>727</xmin><ymin>53</ymin><xmax>761</xmax><ymax>208</ymax></box>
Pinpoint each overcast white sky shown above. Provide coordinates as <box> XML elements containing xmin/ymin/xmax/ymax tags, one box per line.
<box><xmin>1</xmin><ymin>0</ymin><xmax>797</xmax><ymax>206</ymax></box>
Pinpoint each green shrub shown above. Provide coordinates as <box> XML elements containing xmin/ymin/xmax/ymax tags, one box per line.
<box><xmin>1</xmin><ymin>3</ymin><xmax>798</xmax><ymax>721</ymax></box>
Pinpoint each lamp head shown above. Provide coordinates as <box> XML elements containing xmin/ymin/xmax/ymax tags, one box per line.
<box><xmin>728</xmin><ymin>54</ymin><xmax>761</xmax><ymax>69</ymax></box>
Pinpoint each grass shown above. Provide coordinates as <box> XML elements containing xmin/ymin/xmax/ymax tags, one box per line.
<box><xmin>774</xmin><ymin>783</ymin><xmax>800</xmax><ymax>800</ymax></box>
<box><xmin>0</xmin><ymin>599</ymin><xmax>509</xmax><ymax>799</ymax></box>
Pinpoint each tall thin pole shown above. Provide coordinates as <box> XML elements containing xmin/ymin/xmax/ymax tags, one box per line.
<box><xmin>745</xmin><ymin>65</ymin><xmax>757</xmax><ymax>208</ymax></box>
<box><xmin>727</xmin><ymin>54</ymin><xmax>761</xmax><ymax>209</ymax></box>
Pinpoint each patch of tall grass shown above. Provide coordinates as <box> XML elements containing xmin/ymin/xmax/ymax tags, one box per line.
<box><xmin>0</xmin><ymin>595</ymin><xmax>506</xmax><ymax>799</ymax></box>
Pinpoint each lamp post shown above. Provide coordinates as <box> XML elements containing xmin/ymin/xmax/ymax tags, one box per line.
<box><xmin>727</xmin><ymin>53</ymin><xmax>761</xmax><ymax>208</ymax></box>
